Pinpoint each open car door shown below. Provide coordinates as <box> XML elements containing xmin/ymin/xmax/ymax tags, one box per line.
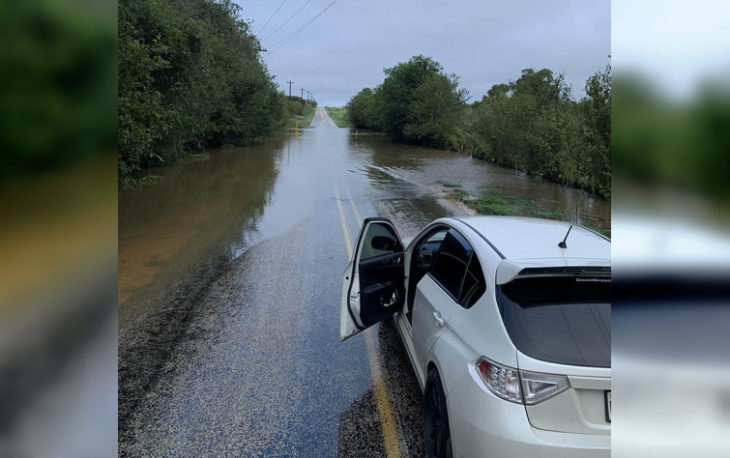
<box><xmin>340</xmin><ymin>217</ymin><xmax>405</xmax><ymax>341</ymax></box>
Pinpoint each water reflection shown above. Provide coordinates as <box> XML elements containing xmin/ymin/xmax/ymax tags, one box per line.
<box><xmin>118</xmin><ymin>134</ymin><xmax>286</xmax><ymax>308</ymax></box>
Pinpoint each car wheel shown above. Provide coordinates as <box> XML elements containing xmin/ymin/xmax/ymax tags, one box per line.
<box><xmin>424</xmin><ymin>367</ymin><xmax>452</xmax><ymax>458</ymax></box>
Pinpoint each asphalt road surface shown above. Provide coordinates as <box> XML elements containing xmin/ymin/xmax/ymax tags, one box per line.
<box><xmin>119</xmin><ymin>107</ymin><xmax>475</xmax><ymax>457</ymax></box>
<box><xmin>119</xmin><ymin>108</ymin><xmax>608</xmax><ymax>456</ymax></box>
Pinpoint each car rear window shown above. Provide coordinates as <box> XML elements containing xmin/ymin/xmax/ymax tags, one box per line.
<box><xmin>497</xmin><ymin>275</ymin><xmax>611</xmax><ymax>367</ymax></box>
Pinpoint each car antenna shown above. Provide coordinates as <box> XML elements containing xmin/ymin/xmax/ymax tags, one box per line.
<box><xmin>558</xmin><ymin>224</ymin><xmax>573</xmax><ymax>249</ymax></box>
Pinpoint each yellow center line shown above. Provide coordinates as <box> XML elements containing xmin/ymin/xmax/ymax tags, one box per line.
<box><xmin>333</xmin><ymin>180</ymin><xmax>353</xmax><ymax>261</ymax></box>
<box><xmin>340</xmin><ymin>177</ymin><xmax>363</xmax><ymax>225</ymax></box>
<box><xmin>333</xmin><ymin>176</ymin><xmax>404</xmax><ymax>458</ymax></box>
<box><xmin>364</xmin><ymin>329</ymin><xmax>403</xmax><ymax>458</ymax></box>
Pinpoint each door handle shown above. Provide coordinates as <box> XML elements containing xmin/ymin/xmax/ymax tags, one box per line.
<box><xmin>433</xmin><ymin>311</ymin><xmax>445</xmax><ymax>327</ymax></box>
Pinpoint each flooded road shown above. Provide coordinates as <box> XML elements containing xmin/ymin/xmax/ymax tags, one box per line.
<box><xmin>118</xmin><ymin>107</ymin><xmax>610</xmax><ymax>456</ymax></box>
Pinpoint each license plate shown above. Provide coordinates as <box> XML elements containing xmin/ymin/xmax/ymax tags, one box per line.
<box><xmin>605</xmin><ymin>391</ymin><xmax>611</xmax><ymax>422</ymax></box>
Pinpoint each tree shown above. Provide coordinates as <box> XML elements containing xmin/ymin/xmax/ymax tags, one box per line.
<box><xmin>375</xmin><ymin>55</ymin><xmax>445</xmax><ymax>141</ymax></box>
<box><xmin>403</xmin><ymin>73</ymin><xmax>468</xmax><ymax>148</ymax></box>
<box><xmin>577</xmin><ymin>64</ymin><xmax>611</xmax><ymax>197</ymax></box>
<box><xmin>118</xmin><ymin>0</ymin><xmax>283</xmax><ymax>177</ymax></box>
<box><xmin>344</xmin><ymin>63</ymin><xmax>613</xmax><ymax>199</ymax></box>
<box><xmin>346</xmin><ymin>88</ymin><xmax>378</xmax><ymax>129</ymax></box>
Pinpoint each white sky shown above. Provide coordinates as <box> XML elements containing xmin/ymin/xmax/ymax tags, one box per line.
<box><xmin>612</xmin><ymin>0</ymin><xmax>730</xmax><ymax>99</ymax></box>
<box><xmin>237</xmin><ymin>0</ymin><xmax>610</xmax><ymax>106</ymax></box>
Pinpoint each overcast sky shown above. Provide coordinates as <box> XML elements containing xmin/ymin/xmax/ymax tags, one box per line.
<box><xmin>612</xmin><ymin>0</ymin><xmax>730</xmax><ymax>99</ymax></box>
<box><xmin>236</xmin><ymin>0</ymin><xmax>610</xmax><ymax>106</ymax></box>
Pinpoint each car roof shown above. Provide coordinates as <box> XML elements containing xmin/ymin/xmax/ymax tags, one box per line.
<box><xmin>451</xmin><ymin>216</ymin><xmax>610</xmax><ymax>261</ymax></box>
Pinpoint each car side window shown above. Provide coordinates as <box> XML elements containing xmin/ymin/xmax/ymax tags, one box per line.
<box><xmin>414</xmin><ymin>228</ymin><xmax>448</xmax><ymax>269</ymax></box>
<box><xmin>459</xmin><ymin>255</ymin><xmax>486</xmax><ymax>309</ymax></box>
<box><xmin>360</xmin><ymin>223</ymin><xmax>400</xmax><ymax>260</ymax></box>
<box><xmin>429</xmin><ymin>230</ymin><xmax>471</xmax><ymax>299</ymax></box>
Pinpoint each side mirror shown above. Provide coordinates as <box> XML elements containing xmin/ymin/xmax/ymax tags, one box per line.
<box><xmin>371</xmin><ymin>235</ymin><xmax>397</xmax><ymax>251</ymax></box>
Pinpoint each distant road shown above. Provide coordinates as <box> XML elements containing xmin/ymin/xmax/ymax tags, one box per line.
<box><xmin>118</xmin><ymin>107</ymin><xmax>458</xmax><ymax>457</ymax></box>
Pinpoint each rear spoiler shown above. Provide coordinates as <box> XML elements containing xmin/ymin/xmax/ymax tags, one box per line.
<box><xmin>496</xmin><ymin>259</ymin><xmax>610</xmax><ymax>285</ymax></box>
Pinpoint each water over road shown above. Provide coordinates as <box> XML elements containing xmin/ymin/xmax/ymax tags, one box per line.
<box><xmin>118</xmin><ymin>107</ymin><xmax>608</xmax><ymax>456</ymax></box>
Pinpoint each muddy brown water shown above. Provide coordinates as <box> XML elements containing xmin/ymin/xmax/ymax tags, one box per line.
<box><xmin>119</xmin><ymin>127</ymin><xmax>609</xmax><ymax>310</ymax></box>
<box><xmin>118</xmin><ymin>109</ymin><xmax>610</xmax><ymax>456</ymax></box>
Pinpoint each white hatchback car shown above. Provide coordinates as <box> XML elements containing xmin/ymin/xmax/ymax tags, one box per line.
<box><xmin>340</xmin><ymin>216</ymin><xmax>610</xmax><ymax>458</ymax></box>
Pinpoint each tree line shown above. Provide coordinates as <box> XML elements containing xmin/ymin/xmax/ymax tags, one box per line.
<box><xmin>0</xmin><ymin>0</ymin><xmax>116</xmax><ymax>184</ymax></box>
<box><xmin>119</xmin><ymin>0</ymin><xmax>306</xmax><ymax>180</ymax></box>
<box><xmin>347</xmin><ymin>56</ymin><xmax>611</xmax><ymax>198</ymax></box>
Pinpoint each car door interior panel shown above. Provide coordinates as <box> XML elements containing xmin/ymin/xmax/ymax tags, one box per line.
<box><xmin>358</xmin><ymin>251</ymin><xmax>405</xmax><ymax>327</ymax></box>
<box><xmin>340</xmin><ymin>217</ymin><xmax>406</xmax><ymax>340</ymax></box>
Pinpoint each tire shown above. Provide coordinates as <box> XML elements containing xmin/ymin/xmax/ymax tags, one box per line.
<box><xmin>423</xmin><ymin>367</ymin><xmax>453</xmax><ymax>458</ymax></box>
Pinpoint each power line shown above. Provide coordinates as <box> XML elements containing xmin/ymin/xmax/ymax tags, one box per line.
<box><xmin>270</xmin><ymin>0</ymin><xmax>339</xmax><ymax>53</ymax></box>
<box><xmin>273</xmin><ymin>0</ymin><xmax>338</xmax><ymax>48</ymax></box>
<box><xmin>263</xmin><ymin>0</ymin><xmax>315</xmax><ymax>41</ymax></box>
<box><xmin>257</xmin><ymin>0</ymin><xmax>288</xmax><ymax>34</ymax></box>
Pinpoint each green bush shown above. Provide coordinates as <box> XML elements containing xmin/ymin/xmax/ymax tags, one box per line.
<box><xmin>472</xmin><ymin>67</ymin><xmax>611</xmax><ymax>197</ymax></box>
<box><xmin>346</xmin><ymin>88</ymin><xmax>379</xmax><ymax>130</ymax></box>
<box><xmin>345</xmin><ymin>57</ymin><xmax>611</xmax><ymax>198</ymax></box>
<box><xmin>403</xmin><ymin>72</ymin><xmax>468</xmax><ymax>148</ymax></box>
<box><xmin>118</xmin><ymin>0</ymin><xmax>284</xmax><ymax>177</ymax></box>
<box><xmin>0</xmin><ymin>0</ymin><xmax>116</xmax><ymax>182</ymax></box>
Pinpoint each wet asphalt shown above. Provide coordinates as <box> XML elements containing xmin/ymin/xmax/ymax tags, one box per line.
<box><xmin>119</xmin><ymin>108</ymin><xmax>471</xmax><ymax>456</ymax></box>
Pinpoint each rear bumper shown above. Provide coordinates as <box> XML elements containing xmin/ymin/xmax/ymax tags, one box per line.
<box><xmin>447</xmin><ymin>366</ymin><xmax>610</xmax><ymax>458</ymax></box>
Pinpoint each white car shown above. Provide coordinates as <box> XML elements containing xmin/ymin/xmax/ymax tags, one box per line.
<box><xmin>340</xmin><ymin>216</ymin><xmax>611</xmax><ymax>457</ymax></box>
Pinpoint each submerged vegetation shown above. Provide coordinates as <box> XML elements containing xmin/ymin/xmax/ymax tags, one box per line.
<box><xmin>450</xmin><ymin>187</ymin><xmax>610</xmax><ymax>237</ymax></box>
<box><xmin>347</xmin><ymin>56</ymin><xmax>611</xmax><ymax>199</ymax></box>
<box><xmin>451</xmin><ymin>188</ymin><xmax>566</xmax><ymax>220</ymax></box>
<box><xmin>444</xmin><ymin>185</ymin><xmax>611</xmax><ymax>237</ymax></box>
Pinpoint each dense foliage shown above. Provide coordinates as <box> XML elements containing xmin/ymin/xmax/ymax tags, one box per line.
<box><xmin>347</xmin><ymin>56</ymin><xmax>468</xmax><ymax>148</ymax></box>
<box><xmin>347</xmin><ymin>56</ymin><xmax>612</xmax><ymax>198</ymax></box>
<box><xmin>281</xmin><ymin>95</ymin><xmax>317</xmax><ymax>128</ymax></box>
<box><xmin>119</xmin><ymin>0</ymin><xmax>286</xmax><ymax>178</ymax></box>
<box><xmin>347</xmin><ymin>88</ymin><xmax>379</xmax><ymax>131</ymax></box>
<box><xmin>0</xmin><ymin>0</ymin><xmax>116</xmax><ymax>183</ymax></box>
<box><xmin>613</xmin><ymin>74</ymin><xmax>730</xmax><ymax>202</ymax></box>
<box><xmin>468</xmin><ymin>67</ymin><xmax>611</xmax><ymax>197</ymax></box>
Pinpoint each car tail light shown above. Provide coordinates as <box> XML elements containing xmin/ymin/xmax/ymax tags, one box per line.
<box><xmin>476</xmin><ymin>358</ymin><xmax>522</xmax><ymax>403</ymax></box>
<box><xmin>476</xmin><ymin>357</ymin><xmax>570</xmax><ymax>405</ymax></box>
<box><xmin>519</xmin><ymin>369</ymin><xmax>570</xmax><ymax>404</ymax></box>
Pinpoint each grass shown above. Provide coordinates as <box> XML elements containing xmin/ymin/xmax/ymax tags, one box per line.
<box><xmin>438</xmin><ymin>180</ymin><xmax>462</xmax><ymax>188</ymax></box>
<box><xmin>451</xmin><ymin>188</ymin><xmax>611</xmax><ymax>237</ymax></box>
<box><xmin>325</xmin><ymin>107</ymin><xmax>350</xmax><ymax>128</ymax></box>
<box><xmin>138</xmin><ymin>174</ymin><xmax>164</xmax><ymax>185</ymax></box>
<box><xmin>284</xmin><ymin>105</ymin><xmax>316</xmax><ymax>129</ymax></box>
<box><xmin>464</xmin><ymin>192</ymin><xmax>566</xmax><ymax>219</ymax></box>
<box><xmin>180</xmin><ymin>152</ymin><xmax>210</xmax><ymax>163</ymax></box>
<box><xmin>121</xmin><ymin>174</ymin><xmax>164</xmax><ymax>190</ymax></box>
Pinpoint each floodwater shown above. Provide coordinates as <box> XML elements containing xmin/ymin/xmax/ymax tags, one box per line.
<box><xmin>119</xmin><ymin>122</ymin><xmax>609</xmax><ymax>310</ymax></box>
<box><xmin>349</xmin><ymin>133</ymin><xmax>610</xmax><ymax>232</ymax></box>
<box><xmin>118</xmin><ymin>107</ymin><xmax>611</xmax><ymax>456</ymax></box>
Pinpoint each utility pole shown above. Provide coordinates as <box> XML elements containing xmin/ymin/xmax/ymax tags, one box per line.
<box><xmin>300</xmin><ymin>88</ymin><xmax>306</xmax><ymax>100</ymax></box>
<box><xmin>287</xmin><ymin>81</ymin><xmax>294</xmax><ymax>100</ymax></box>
